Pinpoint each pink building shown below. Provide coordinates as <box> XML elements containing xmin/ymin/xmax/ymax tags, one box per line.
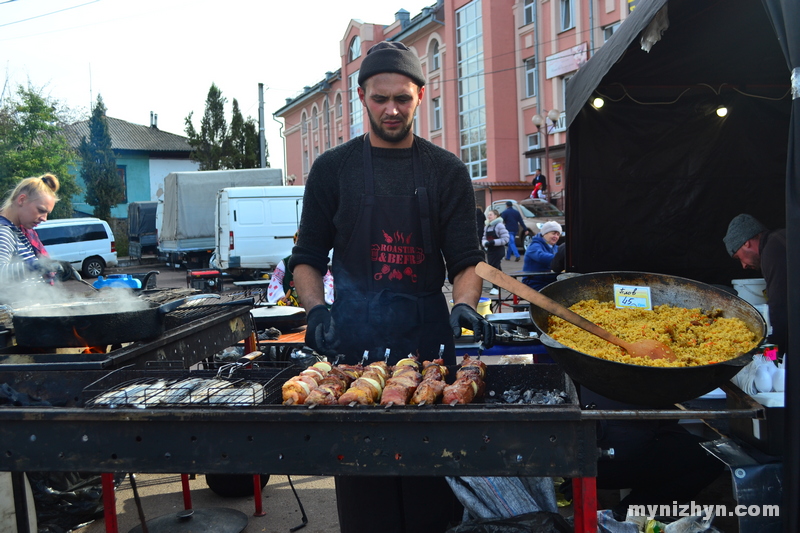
<box><xmin>274</xmin><ymin>0</ymin><xmax>632</xmax><ymax>210</ymax></box>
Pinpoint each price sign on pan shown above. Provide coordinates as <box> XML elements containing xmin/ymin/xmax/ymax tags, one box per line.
<box><xmin>613</xmin><ymin>284</ymin><xmax>652</xmax><ymax>310</ymax></box>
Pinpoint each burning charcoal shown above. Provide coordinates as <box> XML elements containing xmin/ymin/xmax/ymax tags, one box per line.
<box><xmin>501</xmin><ymin>386</ymin><xmax>522</xmax><ymax>404</ymax></box>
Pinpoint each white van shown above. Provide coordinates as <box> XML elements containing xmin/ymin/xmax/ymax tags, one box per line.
<box><xmin>213</xmin><ymin>186</ymin><xmax>304</xmax><ymax>276</ymax></box>
<box><xmin>35</xmin><ymin>217</ymin><xmax>118</xmax><ymax>277</ymax></box>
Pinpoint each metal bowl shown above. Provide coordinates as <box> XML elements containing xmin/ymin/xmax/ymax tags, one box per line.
<box><xmin>529</xmin><ymin>271</ymin><xmax>767</xmax><ymax>406</ymax></box>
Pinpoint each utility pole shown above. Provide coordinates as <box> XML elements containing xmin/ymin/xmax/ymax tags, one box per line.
<box><xmin>258</xmin><ymin>83</ymin><xmax>266</xmax><ymax>169</ymax></box>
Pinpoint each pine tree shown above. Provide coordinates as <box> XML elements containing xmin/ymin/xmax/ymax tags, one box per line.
<box><xmin>79</xmin><ymin>95</ymin><xmax>124</xmax><ymax>221</ymax></box>
<box><xmin>185</xmin><ymin>83</ymin><xmax>227</xmax><ymax>170</ymax></box>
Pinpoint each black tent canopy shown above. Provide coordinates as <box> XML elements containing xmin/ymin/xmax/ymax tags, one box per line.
<box><xmin>564</xmin><ymin>0</ymin><xmax>799</xmax><ymax>529</ymax></box>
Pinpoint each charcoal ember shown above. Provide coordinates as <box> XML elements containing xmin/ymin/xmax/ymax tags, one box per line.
<box><xmin>499</xmin><ymin>385</ymin><xmax>568</xmax><ymax>405</ymax></box>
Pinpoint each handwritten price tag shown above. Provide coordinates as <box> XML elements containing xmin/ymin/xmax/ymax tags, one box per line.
<box><xmin>613</xmin><ymin>284</ymin><xmax>652</xmax><ymax>310</ymax></box>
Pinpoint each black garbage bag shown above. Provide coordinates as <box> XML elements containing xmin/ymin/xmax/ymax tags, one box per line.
<box><xmin>445</xmin><ymin>511</ymin><xmax>572</xmax><ymax>533</ymax></box>
<box><xmin>26</xmin><ymin>472</ymin><xmax>104</xmax><ymax>533</ymax></box>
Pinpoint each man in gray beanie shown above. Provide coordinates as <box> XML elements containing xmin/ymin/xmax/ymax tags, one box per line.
<box><xmin>290</xmin><ymin>39</ymin><xmax>491</xmax><ymax>533</ymax></box>
<box><xmin>723</xmin><ymin>213</ymin><xmax>788</xmax><ymax>352</ymax></box>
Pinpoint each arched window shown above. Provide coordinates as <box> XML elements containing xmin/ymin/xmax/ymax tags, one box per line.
<box><xmin>349</xmin><ymin>36</ymin><xmax>361</xmax><ymax>62</ymax></box>
<box><xmin>429</xmin><ymin>40</ymin><xmax>441</xmax><ymax>71</ymax></box>
<box><xmin>312</xmin><ymin>107</ymin><xmax>318</xmax><ymax>130</ymax></box>
<box><xmin>301</xmin><ymin>111</ymin><xmax>307</xmax><ymax>134</ymax></box>
<box><xmin>335</xmin><ymin>93</ymin><xmax>343</xmax><ymax>118</ymax></box>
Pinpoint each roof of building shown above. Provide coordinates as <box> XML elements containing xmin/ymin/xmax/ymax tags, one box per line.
<box><xmin>65</xmin><ymin>116</ymin><xmax>192</xmax><ymax>153</ymax></box>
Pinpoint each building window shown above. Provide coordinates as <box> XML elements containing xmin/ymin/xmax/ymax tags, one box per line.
<box><xmin>561</xmin><ymin>74</ymin><xmax>573</xmax><ymax>117</ymax></box>
<box><xmin>523</xmin><ymin>0</ymin><xmax>535</xmax><ymax>25</ymax></box>
<box><xmin>431</xmin><ymin>97</ymin><xmax>442</xmax><ymax>130</ymax></box>
<box><xmin>456</xmin><ymin>0</ymin><xmax>487</xmax><ymax>180</ymax></box>
<box><xmin>560</xmin><ymin>0</ymin><xmax>574</xmax><ymax>31</ymax></box>
<box><xmin>312</xmin><ymin>107</ymin><xmax>318</xmax><ymax>130</ymax></box>
<box><xmin>525</xmin><ymin>57</ymin><xmax>537</xmax><ymax>98</ymax></box>
<box><xmin>349</xmin><ymin>36</ymin><xmax>361</xmax><ymax>62</ymax></box>
<box><xmin>303</xmin><ymin>150</ymin><xmax>309</xmax><ymax>174</ymax></box>
<box><xmin>430</xmin><ymin>40</ymin><xmax>441</xmax><ymax>71</ymax></box>
<box><xmin>301</xmin><ymin>112</ymin><xmax>307</xmax><ymax>134</ymax></box>
<box><xmin>527</xmin><ymin>134</ymin><xmax>540</xmax><ymax>175</ymax></box>
<box><xmin>348</xmin><ymin>71</ymin><xmax>363</xmax><ymax>137</ymax></box>
<box><xmin>117</xmin><ymin>166</ymin><xmax>127</xmax><ymax>202</ymax></box>
<box><xmin>603</xmin><ymin>22</ymin><xmax>620</xmax><ymax>42</ymax></box>
<box><xmin>335</xmin><ymin>94</ymin><xmax>342</xmax><ymax>118</ymax></box>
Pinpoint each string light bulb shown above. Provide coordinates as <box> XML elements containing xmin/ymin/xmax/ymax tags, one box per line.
<box><xmin>591</xmin><ymin>97</ymin><xmax>605</xmax><ymax>109</ymax></box>
<box><xmin>715</xmin><ymin>105</ymin><xmax>728</xmax><ymax>117</ymax></box>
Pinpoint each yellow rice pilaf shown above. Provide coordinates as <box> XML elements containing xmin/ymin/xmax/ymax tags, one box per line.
<box><xmin>547</xmin><ymin>300</ymin><xmax>759</xmax><ymax>367</ymax></box>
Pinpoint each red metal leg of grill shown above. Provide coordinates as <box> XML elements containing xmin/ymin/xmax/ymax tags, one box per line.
<box><xmin>244</xmin><ymin>332</ymin><xmax>258</xmax><ymax>354</ymax></box>
<box><xmin>181</xmin><ymin>473</ymin><xmax>192</xmax><ymax>509</ymax></box>
<box><xmin>101</xmin><ymin>473</ymin><xmax>119</xmax><ymax>533</ymax></box>
<box><xmin>572</xmin><ymin>477</ymin><xmax>597</xmax><ymax>533</ymax></box>
<box><xmin>252</xmin><ymin>474</ymin><xmax>266</xmax><ymax>516</ymax></box>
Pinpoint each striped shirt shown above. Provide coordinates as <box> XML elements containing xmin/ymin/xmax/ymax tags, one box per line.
<box><xmin>0</xmin><ymin>216</ymin><xmax>38</xmax><ymax>284</ymax></box>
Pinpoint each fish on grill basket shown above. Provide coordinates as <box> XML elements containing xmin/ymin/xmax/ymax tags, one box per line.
<box><xmin>178</xmin><ymin>379</ymin><xmax>234</xmax><ymax>404</ymax></box>
<box><xmin>91</xmin><ymin>379</ymin><xmax>170</xmax><ymax>408</ymax></box>
<box><xmin>442</xmin><ymin>356</ymin><xmax>487</xmax><ymax>405</ymax></box>
<box><xmin>379</xmin><ymin>357</ymin><xmax>421</xmax><ymax>406</ymax></box>
<box><xmin>207</xmin><ymin>382</ymin><xmax>266</xmax><ymax>406</ymax></box>
<box><xmin>410</xmin><ymin>359</ymin><xmax>448</xmax><ymax>405</ymax></box>
<box><xmin>159</xmin><ymin>377</ymin><xmax>209</xmax><ymax>405</ymax></box>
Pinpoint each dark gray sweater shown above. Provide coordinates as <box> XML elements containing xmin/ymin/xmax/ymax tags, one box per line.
<box><xmin>290</xmin><ymin>135</ymin><xmax>483</xmax><ymax>285</ymax></box>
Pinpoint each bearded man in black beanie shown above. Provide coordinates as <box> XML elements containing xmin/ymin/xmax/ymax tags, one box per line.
<box><xmin>290</xmin><ymin>41</ymin><xmax>494</xmax><ymax>533</ymax></box>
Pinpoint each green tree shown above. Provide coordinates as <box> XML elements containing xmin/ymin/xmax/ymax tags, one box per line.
<box><xmin>185</xmin><ymin>83</ymin><xmax>227</xmax><ymax>170</ymax></box>
<box><xmin>223</xmin><ymin>99</ymin><xmax>261</xmax><ymax>169</ymax></box>
<box><xmin>79</xmin><ymin>95</ymin><xmax>124</xmax><ymax>221</ymax></box>
<box><xmin>0</xmin><ymin>85</ymin><xmax>80</xmax><ymax>219</ymax></box>
<box><xmin>186</xmin><ymin>84</ymin><xmax>268</xmax><ymax>170</ymax></box>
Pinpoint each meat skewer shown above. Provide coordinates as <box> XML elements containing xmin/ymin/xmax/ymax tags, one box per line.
<box><xmin>410</xmin><ymin>359</ymin><xmax>449</xmax><ymax>405</ymax></box>
<box><xmin>282</xmin><ymin>361</ymin><xmax>333</xmax><ymax>405</ymax></box>
<box><xmin>379</xmin><ymin>357</ymin><xmax>422</xmax><ymax>406</ymax></box>
<box><xmin>338</xmin><ymin>361</ymin><xmax>388</xmax><ymax>405</ymax></box>
<box><xmin>442</xmin><ymin>356</ymin><xmax>487</xmax><ymax>405</ymax></box>
<box><xmin>304</xmin><ymin>366</ymin><xmax>356</xmax><ymax>406</ymax></box>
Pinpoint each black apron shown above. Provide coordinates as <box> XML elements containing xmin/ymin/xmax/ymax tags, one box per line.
<box><xmin>330</xmin><ymin>135</ymin><xmax>455</xmax><ymax>365</ymax></box>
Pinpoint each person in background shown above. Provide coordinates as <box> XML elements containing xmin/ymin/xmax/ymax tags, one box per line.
<box><xmin>0</xmin><ymin>173</ymin><xmax>65</xmax><ymax>285</ymax></box>
<box><xmin>521</xmin><ymin>220</ymin><xmax>561</xmax><ymax>291</ymax></box>
<box><xmin>499</xmin><ymin>200</ymin><xmax>526</xmax><ymax>262</ymax></box>
<box><xmin>267</xmin><ymin>232</ymin><xmax>334</xmax><ymax>307</ymax></box>
<box><xmin>531</xmin><ymin>168</ymin><xmax>546</xmax><ymax>190</ymax></box>
<box><xmin>289</xmin><ymin>40</ymin><xmax>493</xmax><ymax>533</ymax></box>
<box><xmin>482</xmin><ymin>209</ymin><xmax>509</xmax><ymax>296</ymax></box>
<box><xmin>723</xmin><ymin>213</ymin><xmax>788</xmax><ymax>352</ymax></box>
<box><xmin>475</xmin><ymin>206</ymin><xmax>486</xmax><ymax>242</ymax></box>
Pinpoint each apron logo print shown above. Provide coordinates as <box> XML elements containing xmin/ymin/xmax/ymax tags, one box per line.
<box><xmin>382</xmin><ymin>230</ymin><xmax>411</xmax><ymax>244</ymax></box>
<box><xmin>371</xmin><ymin>231</ymin><xmax>423</xmax><ymax>283</ymax></box>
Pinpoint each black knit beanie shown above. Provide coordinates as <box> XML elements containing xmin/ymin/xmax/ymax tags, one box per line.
<box><xmin>357</xmin><ymin>41</ymin><xmax>426</xmax><ymax>87</ymax></box>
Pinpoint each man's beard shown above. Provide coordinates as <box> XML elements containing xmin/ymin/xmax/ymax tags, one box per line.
<box><xmin>367</xmin><ymin>109</ymin><xmax>414</xmax><ymax>144</ymax></box>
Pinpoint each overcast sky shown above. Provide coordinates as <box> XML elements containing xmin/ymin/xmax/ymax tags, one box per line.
<box><xmin>2</xmin><ymin>0</ymin><xmax>434</xmax><ymax>172</ymax></box>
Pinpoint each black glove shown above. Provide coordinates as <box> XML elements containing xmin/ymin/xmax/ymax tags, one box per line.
<box><xmin>305</xmin><ymin>304</ymin><xmax>340</xmax><ymax>357</ymax></box>
<box><xmin>33</xmin><ymin>258</ymin><xmax>66</xmax><ymax>279</ymax></box>
<box><xmin>449</xmin><ymin>303</ymin><xmax>495</xmax><ymax>347</ymax></box>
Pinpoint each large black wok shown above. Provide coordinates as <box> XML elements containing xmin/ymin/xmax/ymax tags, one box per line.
<box><xmin>10</xmin><ymin>295</ymin><xmax>250</xmax><ymax>348</ymax></box>
<box><xmin>529</xmin><ymin>272</ymin><xmax>767</xmax><ymax>406</ymax></box>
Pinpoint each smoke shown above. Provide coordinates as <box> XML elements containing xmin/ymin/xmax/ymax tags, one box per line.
<box><xmin>3</xmin><ymin>279</ymin><xmax>150</xmax><ymax>316</ymax></box>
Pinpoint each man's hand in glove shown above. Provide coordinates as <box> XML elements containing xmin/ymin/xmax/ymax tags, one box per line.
<box><xmin>305</xmin><ymin>304</ymin><xmax>340</xmax><ymax>357</ymax></box>
<box><xmin>449</xmin><ymin>303</ymin><xmax>495</xmax><ymax>347</ymax></box>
